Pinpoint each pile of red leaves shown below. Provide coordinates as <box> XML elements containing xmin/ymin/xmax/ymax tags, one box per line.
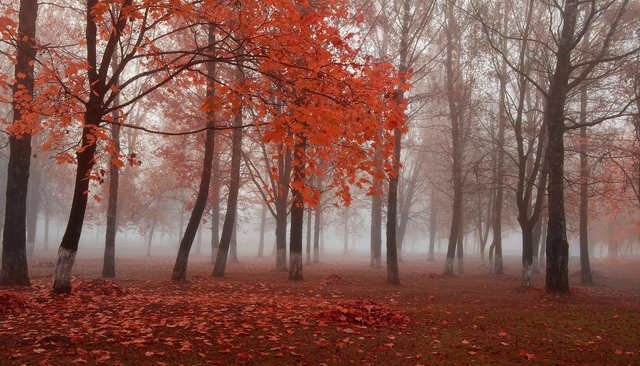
<box><xmin>0</xmin><ymin>291</ymin><xmax>27</xmax><ymax>314</ymax></box>
<box><xmin>315</xmin><ymin>300</ymin><xmax>410</xmax><ymax>327</ymax></box>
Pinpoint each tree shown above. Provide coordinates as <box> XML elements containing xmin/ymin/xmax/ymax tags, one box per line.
<box><xmin>0</xmin><ymin>0</ymin><xmax>38</xmax><ymax>286</ymax></box>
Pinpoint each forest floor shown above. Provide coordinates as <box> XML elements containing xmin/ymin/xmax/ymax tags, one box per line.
<box><xmin>1</xmin><ymin>254</ymin><xmax>639</xmax><ymax>366</ymax></box>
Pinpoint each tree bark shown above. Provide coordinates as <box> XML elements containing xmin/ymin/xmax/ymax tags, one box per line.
<box><xmin>275</xmin><ymin>149</ymin><xmax>291</xmax><ymax>271</ymax></box>
<box><xmin>579</xmin><ymin>87</ymin><xmax>592</xmax><ymax>284</ymax></box>
<box><xmin>172</xmin><ymin>26</ymin><xmax>217</xmax><ymax>281</ymax></box>
<box><xmin>305</xmin><ymin>207</ymin><xmax>311</xmax><ymax>264</ymax></box>
<box><xmin>102</xmin><ymin>52</ymin><xmax>121</xmax><ymax>278</ymax></box>
<box><xmin>443</xmin><ymin>0</ymin><xmax>465</xmax><ymax>276</ymax></box>
<box><xmin>0</xmin><ymin>0</ymin><xmax>38</xmax><ymax>286</ymax></box>
<box><xmin>370</xmin><ymin>179</ymin><xmax>382</xmax><ymax>267</ymax></box>
<box><xmin>258</xmin><ymin>204</ymin><xmax>266</xmax><ymax>257</ymax></box>
<box><xmin>313</xmin><ymin>196</ymin><xmax>321</xmax><ymax>263</ymax></box>
<box><xmin>427</xmin><ymin>187</ymin><xmax>437</xmax><ymax>261</ymax></box>
<box><xmin>212</xmin><ymin>69</ymin><xmax>243</xmax><ymax>277</ymax></box>
<box><xmin>386</xmin><ymin>126</ymin><xmax>401</xmax><ymax>284</ymax></box>
<box><xmin>545</xmin><ymin>0</ymin><xmax>577</xmax><ymax>294</ymax></box>
<box><xmin>26</xmin><ymin>155</ymin><xmax>41</xmax><ymax>257</ymax></box>
<box><xmin>289</xmin><ymin>138</ymin><xmax>306</xmax><ymax>281</ymax></box>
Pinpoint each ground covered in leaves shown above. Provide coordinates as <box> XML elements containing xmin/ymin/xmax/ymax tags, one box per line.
<box><xmin>1</xmin><ymin>255</ymin><xmax>639</xmax><ymax>365</ymax></box>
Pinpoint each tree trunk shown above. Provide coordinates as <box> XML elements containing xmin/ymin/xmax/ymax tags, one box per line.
<box><xmin>521</xmin><ymin>222</ymin><xmax>534</xmax><ymax>287</ymax></box>
<box><xmin>427</xmin><ymin>187</ymin><xmax>437</xmax><ymax>261</ymax></box>
<box><xmin>386</xmin><ymin>127</ymin><xmax>401</xmax><ymax>284</ymax></box>
<box><xmin>370</xmin><ymin>181</ymin><xmax>382</xmax><ymax>267</ymax></box>
<box><xmin>26</xmin><ymin>155</ymin><xmax>41</xmax><ymax>257</ymax></box>
<box><xmin>305</xmin><ymin>207</ymin><xmax>311</xmax><ymax>264</ymax></box>
<box><xmin>545</xmin><ymin>0</ymin><xmax>577</xmax><ymax>294</ymax></box>
<box><xmin>229</xmin><ymin>224</ymin><xmax>238</xmax><ymax>263</ymax></box>
<box><xmin>172</xmin><ymin>28</ymin><xmax>217</xmax><ymax>281</ymax></box>
<box><xmin>212</xmin><ymin>71</ymin><xmax>243</xmax><ymax>277</ymax></box>
<box><xmin>210</xmin><ymin>206</ymin><xmax>219</xmax><ymax>262</ymax></box>
<box><xmin>579</xmin><ymin>88</ymin><xmax>592</xmax><ymax>284</ymax></box>
<box><xmin>172</xmin><ymin>122</ymin><xmax>215</xmax><ymax>281</ymax></box>
<box><xmin>275</xmin><ymin>149</ymin><xmax>291</xmax><ymax>271</ymax></box>
<box><xmin>258</xmin><ymin>204</ymin><xmax>265</xmax><ymax>257</ymax></box>
<box><xmin>146</xmin><ymin>218</ymin><xmax>156</xmax><ymax>257</ymax></box>
<box><xmin>313</xmin><ymin>198</ymin><xmax>321</xmax><ymax>263</ymax></box>
<box><xmin>0</xmin><ymin>0</ymin><xmax>38</xmax><ymax>286</ymax></box>
<box><xmin>102</xmin><ymin>59</ymin><xmax>120</xmax><ymax>278</ymax></box>
<box><xmin>443</xmin><ymin>0</ymin><xmax>465</xmax><ymax>276</ymax></box>
<box><xmin>52</xmin><ymin>104</ymin><xmax>101</xmax><ymax>293</ymax></box>
<box><xmin>288</xmin><ymin>138</ymin><xmax>306</xmax><ymax>281</ymax></box>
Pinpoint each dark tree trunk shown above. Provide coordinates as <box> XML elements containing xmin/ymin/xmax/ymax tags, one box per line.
<box><xmin>456</xmin><ymin>218</ymin><xmax>464</xmax><ymax>274</ymax></box>
<box><xmin>52</xmin><ymin>104</ymin><xmax>101</xmax><ymax>293</ymax></box>
<box><xmin>289</xmin><ymin>138</ymin><xmax>306</xmax><ymax>281</ymax></box>
<box><xmin>212</xmin><ymin>75</ymin><xmax>243</xmax><ymax>277</ymax></box>
<box><xmin>275</xmin><ymin>149</ymin><xmax>291</xmax><ymax>271</ymax></box>
<box><xmin>26</xmin><ymin>156</ymin><xmax>41</xmax><ymax>257</ymax></box>
<box><xmin>313</xmin><ymin>198</ymin><xmax>321</xmax><ymax>263</ymax></box>
<box><xmin>258</xmin><ymin>204</ymin><xmax>265</xmax><ymax>257</ymax></box>
<box><xmin>491</xmin><ymin>71</ymin><xmax>506</xmax><ymax>275</ymax></box>
<box><xmin>370</xmin><ymin>182</ymin><xmax>382</xmax><ymax>267</ymax></box>
<box><xmin>210</xmin><ymin>205</ymin><xmax>219</xmax><ymax>262</ymax></box>
<box><xmin>386</xmin><ymin>127</ymin><xmax>401</xmax><ymax>284</ymax></box>
<box><xmin>305</xmin><ymin>208</ymin><xmax>311</xmax><ymax>264</ymax></box>
<box><xmin>427</xmin><ymin>187</ymin><xmax>437</xmax><ymax>261</ymax></box>
<box><xmin>0</xmin><ymin>0</ymin><xmax>38</xmax><ymax>286</ymax></box>
<box><xmin>443</xmin><ymin>0</ymin><xmax>465</xmax><ymax>276</ymax></box>
<box><xmin>579</xmin><ymin>88</ymin><xmax>592</xmax><ymax>284</ymax></box>
<box><xmin>172</xmin><ymin>28</ymin><xmax>217</xmax><ymax>281</ymax></box>
<box><xmin>545</xmin><ymin>0</ymin><xmax>577</xmax><ymax>294</ymax></box>
<box><xmin>102</xmin><ymin>120</ymin><xmax>119</xmax><ymax>278</ymax></box>
<box><xmin>102</xmin><ymin>61</ymin><xmax>120</xmax><ymax>278</ymax></box>
<box><xmin>172</xmin><ymin>122</ymin><xmax>215</xmax><ymax>281</ymax></box>
<box><xmin>521</xmin><ymin>222</ymin><xmax>535</xmax><ymax>287</ymax></box>
<box><xmin>146</xmin><ymin>218</ymin><xmax>156</xmax><ymax>257</ymax></box>
<box><xmin>229</xmin><ymin>224</ymin><xmax>238</xmax><ymax>263</ymax></box>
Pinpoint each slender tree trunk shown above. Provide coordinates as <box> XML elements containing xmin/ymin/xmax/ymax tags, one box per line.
<box><xmin>443</xmin><ymin>0</ymin><xmax>465</xmax><ymax>276</ymax></box>
<box><xmin>579</xmin><ymin>87</ymin><xmax>592</xmax><ymax>284</ymax></box>
<box><xmin>275</xmin><ymin>149</ymin><xmax>291</xmax><ymax>271</ymax></box>
<box><xmin>456</xmin><ymin>217</ymin><xmax>464</xmax><ymax>274</ymax></box>
<box><xmin>210</xmin><ymin>206</ymin><xmax>219</xmax><ymax>262</ymax></box>
<box><xmin>172</xmin><ymin>123</ymin><xmax>215</xmax><ymax>281</ymax></box>
<box><xmin>305</xmin><ymin>208</ymin><xmax>311</xmax><ymax>264</ymax></box>
<box><xmin>521</xmin><ymin>222</ymin><xmax>534</xmax><ymax>287</ymax></box>
<box><xmin>258</xmin><ymin>204</ymin><xmax>265</xmax><ymax>257</ymax></box>
<box><xmin>386</xmin><ymin>126</ymin><xmax>401</xmax><ymax>284</ymax></box>
<box><xmin>545</xmin><ymin>0</ymin><xmax>577</xmax><ymax>294</ymax></box>
<box><xmin>172</xmin><ymin>27</ymin><xmax>217</xmax><ymax>281</ymax></box>
<box><xmin>229</xmin><ymin>224</ymin><xmax>238</xmax><ymax>263</ymax></box>
<box><xmin>370</xmin><ymin>183</ymin><xmax>382</xmax><ymax>267</ymax></box>
<box><xmin>102</xmin><ymin>57</ymin><xmax>120</xmax><ymax>278</ymax></box>
<box><xmin>52</xmin><ymin>104</ymin><xmax>101</xmax><ymax>293</ymax></box>
<box><xmin>0</xmin><ymin>0</ymin><xmax>38</xmax><ymax>286</ymax></box>
<box><xmin>26</xmin><ymin>155</ymin><xmax>41</xmax><ymax>257</ymax></box>
<box><xmin>289</xmin><ymin>138</ymin><xmax>306</xmax><ymax>281</ymax></box>
<box><xmin>196</xmin><ymin>224</ymin><xmax>203</xmax><ymax>256</ymax></box>
<box><xmin>428</xmin><ymin>187</ymin><xmax>437</xmax><ymax>261</ymax></box>
<box><xmin>313</xmin><ymin>198</ymin><xmax>321</xmax><ymax>263</ymax></box>
<box><xmin>146</xmin><ymin>218</ymin><xmax>156</xmax><ymax>257</ymax></box>
<box><xmin>212</xmin><ymin>69</ymin><xmax>243</xmax><ymax>276</ymax></box>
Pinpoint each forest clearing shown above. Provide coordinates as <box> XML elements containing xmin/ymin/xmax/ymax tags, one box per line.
<box><xmin>1</xmin><ymin>255</ymin><xmax>639</xmax><ymax>365</ymax></box>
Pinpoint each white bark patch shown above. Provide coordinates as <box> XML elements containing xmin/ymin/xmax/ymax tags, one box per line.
<box><xmin>53</xmin><ymin>247</ymin><xmax>76</xmax><ymax>291</ymax></box>
<box><xmin>289</xmin><ymin>253</ymin><xmax>302</xmax><ymax>279</ymax></box>
<box><xmin>522</xmin><ymin>264</ymin><xmax>533</xmax><ymax>287</ymax></box>
<box><xmin>444</xmin><ymin>257</ymin><xmax>454</xmax><ymax>274</ymax></box>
